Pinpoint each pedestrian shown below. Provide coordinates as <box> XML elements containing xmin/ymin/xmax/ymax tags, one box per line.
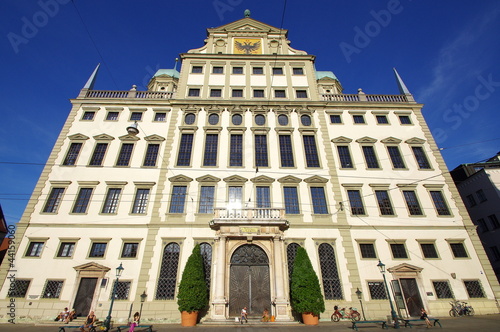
<box><xmin>420</xmin><ymin>308</ymin><xmax>432</xmax><ymax>328</ymax></box>
<box><xmin>79</xmin><ymin>310</ymin><xmax>97</xmax><ymax>332</ymax></box>
<box><xmin>240</xmin><ymin>307</ymin><xmax>248</xmax><ymax>324</ymax></box>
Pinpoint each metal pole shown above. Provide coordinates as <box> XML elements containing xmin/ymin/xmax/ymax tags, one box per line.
<box><xmin>359</xmin><ymin>298</ymin><xmax>366</xmax><ymax>321</ymax></box>
<box><xmin>381</xmin><ymin>272</ymin><xmax>399</xmax><ymax>329</ymax></box>
<box><xmin>139</xmin><ymin>302</ymin><xmax>144</xmax><ymax>324</ymax></box>
<box><xmin>104</xmin><ymin>277</ymin><xmax>118</xmax><ymax>331</ymax></box>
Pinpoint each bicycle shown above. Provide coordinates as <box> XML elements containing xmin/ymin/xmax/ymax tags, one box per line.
<box><xmin>331</xmin><ymin>305</ymin><xmax>361</xmax><ymax>322</ymax></box>
<box><xmin>449</xmin><ymin>300</ymin><xmax>475</xmax><ymax>317</ymax></box>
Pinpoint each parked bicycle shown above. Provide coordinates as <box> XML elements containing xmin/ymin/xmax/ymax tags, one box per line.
<box><xmin>449</xmin><ymin>300</ymin><xmax>475</xmax><ymax>317</ymax></box>
<box><xmin>331</xmin><ymin>305</ymin><xmax>361</xmax><ymax>322</ymax></box>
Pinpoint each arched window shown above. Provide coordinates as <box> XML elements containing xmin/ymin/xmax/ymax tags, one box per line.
<box><xmin>200</xmin><ymin>242</ymin><xmax>212</xmax><ymax>291</ymax></box>
<box><xmin>155</xmin><ymin>242</ymin><xmax>180</xmax><ymax>300</ymax></box>
<box><xmin>318</xmin><ymin>243</ymin><xmax>343</xmax><ymax>300</ymax></box>
<box><xmin>286</xmin><ymin>243</ymin><xmax>300</xmax><ymax>289</ymax></box>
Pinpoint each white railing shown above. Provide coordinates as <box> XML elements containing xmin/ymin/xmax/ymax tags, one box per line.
<box><xmin>321</xmin><ymin>94</ymin><xmax>409</xmax><ymax>102</ymax></box>
<box><xmin>85</xmin><ymin>90</ymin><xmax>173</xmax><ymax>99</ymax></box>
<box><xmin>213</xmin><ymin>207</ymin><xmax>285</xmax><ymax>221</ymax></box>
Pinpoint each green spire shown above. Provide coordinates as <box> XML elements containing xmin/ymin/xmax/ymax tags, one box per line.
<box><xmin>244</xmin><ymin>9</ymin><xmax>251</xmax><ymax>18</ymax></box>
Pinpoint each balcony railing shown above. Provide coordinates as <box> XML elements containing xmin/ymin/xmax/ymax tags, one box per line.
<box><xmin>213</xmin><ymin>207</ymin><xmax>285</xmax><ymax>221</ymax></box>
<box><xmin>84</xmin><ymin>90</ymin><xmax>174</xmax><ymax>99</ymax></box>
<box><xmin>321</xmin><ymin>93</ymin><xmax>410</xmax><ymax>103</ymax></box>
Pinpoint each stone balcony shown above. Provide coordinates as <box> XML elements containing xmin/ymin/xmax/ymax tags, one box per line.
<box><xmin>210</xmin><ymin>208</ymin><xmax>289</xmax><ymax>231</ymax></box>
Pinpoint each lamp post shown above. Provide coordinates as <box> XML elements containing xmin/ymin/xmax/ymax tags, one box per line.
<box><xmin>139</xmin><ymin>291</ymin><xmax>147</xmax><ymax>324</ymax></box>
<box><xmin>104</xmin><ymin>263</ymin><xmax>124</xmax><ymax>331</ymax></box>
<box><xmin>377</xmin><ymin>260</ymin><xmax>399</xmax><ymax>329</ymax></box>
<box><xmin>356</xmin><ymin>287</ymin><xmax>366</xmax><ymax>321</ymax></box>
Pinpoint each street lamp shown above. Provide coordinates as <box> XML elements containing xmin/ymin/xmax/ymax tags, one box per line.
<box><xmin>104</xmin><ymin>263</ymin><xmax>124</xmax><ymax>331</ymax></box>
<box><xmin>139</xmin><ymin>291</ymin><xmax>147</xmax><ymax>323</ymax></box>
<box><xmin>377</xmin><ymin>260</ymin><xmax>399</xmax><ymax>329</ymax></box>
<box><xmin>356</xmin><ymin>287</ymin><xmax>366</xmax><ymax>321</ymax></box>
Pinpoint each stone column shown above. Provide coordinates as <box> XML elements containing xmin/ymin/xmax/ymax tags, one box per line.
<box><xmin>273</xmin><ymin>236</ymin><xmax>290</xmax><ymax>321</ymax></box>
<box><xmin>212</xmin><ymin>235</ymin><xmax>227</xmax><ymax>319</ymax></box>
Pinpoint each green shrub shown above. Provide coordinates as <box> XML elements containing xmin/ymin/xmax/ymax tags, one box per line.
<box><xmin>177</xmin><ymin>244</ymin><xmax>208</xmax><ymax>313</ymax></box>
<box><xmin>290</xmin><ymin>247</ymin><xmax>325</xmax><ymax>316</ymax></box>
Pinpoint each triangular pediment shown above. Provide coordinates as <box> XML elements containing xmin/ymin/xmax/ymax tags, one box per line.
<box><xmin>144</xmin><ymin>134</ymin><xmax>165</xmax><ymax>142</ymax></box>
<box><xmin>74</xmin><ymin>262</ymin><xmax>110</xmax><ymax>272</ymax></box>
<box><xmin>68</xmin><ymin>133</ymin><xmax>90</xmax><ymax>141</ymax></box>
<box><xmin>356</xmin><ymin>136</ymin><xmax>377</xmax><ymax>143</ymax></box>
<box><xmin>304</xmin><ymin>175</ymin><xmax>328</xmax><ymax>184</ymax></box>
<box><xmin>405</xmin><ymin>137</ymin><xmax>426</xmax><ymax>144</ymax></box>
<box><xmin>223</xmin><ymin>175</ymin><xmax>248</xmax><ymax>183</ymax></box>
<box><xmin>331</xmin><ymin>136</ymin><xmax>353</xmax><ymax>143</ymax></box>
<box><xmin>118</xmin><ymin>134</ymin><xmax>140</xmax><ymax>141</ymax></box>
<box><xmin>250</xmin><ymin>175</ymin><xmax>275</xmax><ymax>184</ymax></box>
<box><xmin>278</xmin><ymin>175</ymin><xmax>302</xmax><ymax>184</ymax></box>
<box><xmin>196</xmin><ymin>175</ymin><xmax>221</xmax><ymax>183</ymax></box>
<box><xmin>169</xmin><ymin>175</ymin><xmax>193</xmax><ymax>183</ymax></box>
<box><xmin>387</xmin><ymin>263</ymin><xmax>423</xmax><ymax>274</ymax></box>
<box><xmin>380</xmin><ymin>137</ymin><xmax>402</xmax><ymax>144</ymax></box>
<box><xmin>93</xmin><ymin>134</ymin><xmax>114</xmax><ymax>141</ymax></box>
<box><xmin>210</xmin><ymin>18</ymin><xmax>283</xmax><ymax>34</ymax></box>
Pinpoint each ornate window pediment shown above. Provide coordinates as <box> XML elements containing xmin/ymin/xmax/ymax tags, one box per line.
<box><xmin>118</xmin><ymin>134</ymin><xmax>140</xmax><ymax>141</ymax></box>
<box><xmin>196</xmin><ymin>175</ymin><xmax>221</xmax><ymax>183</ymax></box>
<box><xmin>168</xmin><ymin>175</ymin><xmax>193</xmax><ymax>183</ymax></box>
<box><xmin>250</xmin><ymin>175</ymin><xmax>275</xmax><ymax>183</ymax></box>
<box><xmin>223</xmin><ymin>175</ymin><xmax>248</xmax><ymax>183</ymax></box>
<box><xmin>331</xmin><ymin>136</ymin><xmax>353</xmax><ymax>143</ymax></box>
<box><xmin>93</xmin><ymin>134</ymin><xmax>114</xmax><ymax>141</ymax></box>
<box><xmin>405</xmin><ymin>137</ymin><xmax>426</xmax><ymax>144</ymax></box>
<box><xmin>304</xmin><ymin>175</ymin><xmax>328</xmax><ymax>184</ymax></box>
<box><xmin>144</xmin><ymin>134</ymin><xmax>165</xmax><ymax>142</ymax></box>
<box><xmin>387</xmin><ymin>263</ymin><xmax>423</xmax><ymax>274</ymax></box>
<box><xmin>68</xmin><ymin>133</ymin><xmax>90</xmax><ymax>141</ymax></box>
<box><xmin>380</xmin><ymin>137</ymin><xmax>402</xmax><ymax>144</ymax></box>
<box><xmin>355</xmin><ymin>136</ymin><xmax>377</xmax><ymax>144</ymax></box>
<box><xmin>73</xmin><ymin>262</ymin><xmax>110</xmax><ymax>272</ymax></box>
<box><xmin>278</xmin><ymin>175</ymin><xmax>302</xmax><ymax>184</ymax></box>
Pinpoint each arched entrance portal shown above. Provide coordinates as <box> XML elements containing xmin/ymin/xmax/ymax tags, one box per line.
<box><xmin>229</xmin><ymin>244</ymin><xmax>270</xmax><ymax>317</ymax></box>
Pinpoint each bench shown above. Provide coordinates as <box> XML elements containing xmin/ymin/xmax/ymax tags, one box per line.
<box><xmin>58</xmin><ymin>326</ymin><xmax>96</xmax><ymax>332</ymax></box>
<box><xmin>352</xmin><ymin>320</ymin><xmax>388</xmax><ymax>331</ymax></box>
<box><xmin>116</xmin><ymin>325</ymin><xmax>153</xmax><ymax>332</ymax></box>
<box><xmin>403</xmin><ymin>318</ymin><xmax>441</xmax><ymax>328</ymax></box>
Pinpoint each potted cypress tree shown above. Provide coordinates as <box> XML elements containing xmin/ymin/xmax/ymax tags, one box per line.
<box><xmin>290</xmin><ymin>247</ymin><xmax>325</xmax><ymax>325</ymax></box>
<box><xmin>177</xmin><ymin>244</ymin><xmax>208</xmax><ymax>326</ymax></box>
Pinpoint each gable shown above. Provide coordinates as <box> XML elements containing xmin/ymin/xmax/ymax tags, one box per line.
<box><xmin>169</xmin><ymin>175</ymin><xmax>193</xmax><ymax>183</ymax></box>
<box><xmin>250</xmin><ymin>175</ymin><xmax>275</xmax><ymax>184</ymax></box>
<box><xmin>304</xmin><ymin>175</ymin><xmax>329</xmax><ymax>184</ymax></box>
<box><xmin>196</xmin><ymin>175</ymin><xmax>221</xmax><ymax>183</ymax></box>
<box><xmin>278</xmin><ymin>175</ymin><xmax>302</xmax><ymax>184</ymax></box>
<box><xmin>209</xmin><ymin>17</ymin><xmax>284</xmax><ymax>34</ymax></box>
<box><xmin>223</xmin><ymin>175</ymin><xmax>248</xmax><ymax>183</ymax></box>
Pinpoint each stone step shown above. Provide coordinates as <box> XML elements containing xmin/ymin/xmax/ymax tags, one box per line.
<box><xmin>200</xmin><ymin>317</ymin><xmax>299</xmax><ymax>326</ymax></box>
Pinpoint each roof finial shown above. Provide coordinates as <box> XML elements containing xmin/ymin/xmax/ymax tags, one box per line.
<box><xmin>244</xmin><ymin>9</ymin><xmax>251</xmax><ymax>18</ymax></box>
<box><xmin>83</xmin><ymin>63</ymin><xmax>100</xmax><ymax>90</ymax></box>
<box><xmin>393</xmin><ymin>68</ymin><xmax>411</xmax><ymax>95</ymax></box>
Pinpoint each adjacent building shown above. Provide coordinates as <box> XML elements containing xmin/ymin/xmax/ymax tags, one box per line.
<box><xmin>1</xmin><ymin>13</ymin><xmax>498</xmax><ymax>323</ymax></box>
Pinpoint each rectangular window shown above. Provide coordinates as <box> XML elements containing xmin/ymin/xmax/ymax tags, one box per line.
<box><xmin>154</xmin><ymin>112</ymin><xmax>166</xmax><ymax>121</ymax></box>
<box><xmin>72</xmin><ymin>188</ymin><xmax>93</xmax><ymax>213</ymax></box>
<box><xmin>310</xmin><ymin>187</ymin><xmax>328</xmax><ymax>214</ymax></box>
<box><xmin>293</xmin><ymin>67</ymin><xmax>304</xmax><ymax>75</ymax></box>
<box><xmin>296</xmin><ymin>90</ymin><xmax>308</xmax><ymax>98</ymax></box>
<box><xmin>198</xmin><ymin>186</ymin><xmax>215</xmax><ymax>214</ymax></box>
<box><xmin>466</xmin><ymin>194</ymin><xmax>477</xmax><ymax>207</ymax></box>
<box><xmin>390</xmin><ymin>243</ymin><xmax>408</xmax><ymax>259</ymax></box>
<box><xmin>283</xmin><ymin>187</ymin><xmax>299</xmax><ymax>214</ymax></box>
<box><xmin>232</xmin><ymin>89</ymin><xmax>243</xmax><ymax>97</ymax></box>
<box><xmin>359</xmin><ymin>243</ymin><xmax>377</xmax><ymax>259</ymax></box>
<box><xmin>476</xmin><ymin>189</ymin><xmax>487</xmax><ymax>202</ymax></box>
<box><xmin>210</xmin><ymin>89</ymin><xmax>222</xmax><ymax>97</ymax></box>
<box><xmin>477</xmin><ymin>218</ymin><xmax>488</xmax><ymax>232</ymax></box>
<box><xmin>464</xmin><ymin>280</ymin><xmax>485</xmax><ymax>298</ymax></box>
<box><xmin>403</xmin><ymin>191</ymin><xmax>423</xmax><ymax>215</ymax></box>
<box><xmin>63</xmin><ymin>142</ymin><xmax>82</xmax><ymax>165</ymax></box>
<box><xmin>412</xmin><ymin>146</ymin><xmax>431</xmax><ymax>169</ymax></box>
<box><xmin>420</xmin><ymin>243</ymin><xmax>438</xmax><ymax>258</ymax></box>
<box><xmin>490</xmin><ymin>246</ymin><xmax>500</xmax><ymax>261</ymax></box>
<box><xmin>376</xmin><ymin>115</ymin><xmax>388</xmax><ymax>124</ymax></box>
<box><xmin>272</xmin><ymin>67</ymin><xmax>283</xmax><ymax>75</ymax></box>
<box><xmin>255</xmin><ymin>135</ymin><xmax>268</xmax><ymax>167</ymax></box>
<box><xmin>433</xmin><ymin>281</ymin><xmax>454</xmax><ymax>299</ymax></box>
<box><xmin>399</xmin><ymin>115</ymin><xmax>412</xmax><ymax>124</ymax></box>
<box><xmin>212</xmin><ymin>66</ymin><xmax>223</xmax><ymax>74</ymax></box>
<box><xmin>362</xmin><ymin>146</ymin><xmax>380</xmax><ymax>168</ymax></box>
<box><xmin>253</xmin><ymin>89</ymin><xmax>264</xmax><ymax>98</ymax></box>
<box><xmin>330</xmin><ymin>114</ymin><xmax>342</xmax><ymax>123</ymax></box>
<box><xmin>256</xmin><ymin>186</ymin><xmax>271</xmax><ymax>208</ymax></box>
<box><xmin>169</xmin><ymin>186</ymin><xmax>187</xmax><ymax>213</ymax></box>
<box><xmin>192</xmin><ymin>66</ymin><xmax>203</xmax><ymax>73</ymax></box>
<box><xmin>57</xmin><ymin>242</ymin><xmax>75</xmax><ymax>257</ymax></box>
<box><xmin>176</xmin><ymin>133</ymin><xmax>194</xmax><ymax>166</ymax></box>
<box><xmin>8</xmin><ymin>280</ymin><xmax>30</xmax><ymax>298</ymax></box>
<box><xmin>279</xmin><ymin>135</ymin><xmax>294</xmax><ymax>167</ymax></box>
<box><xmin>274</xmin><ymin>90</ymin><xmax>286</xmax><ymax>98</ymax></box>
<box><xmin>450</xmin><ymin>243</ymin><xmax>468</xmax><ymax>258</ymax></box>
<box><xmin>353</xmin><ymin>115</ymin><xmax>365</xmax><ymax>124</ymax></box>
<box><xmin>89</xmin><ymin>242</ymin><xmax>107</xmax><ymax>257</ymax></box>
<box><xmin>203</xmin><ymin>134</ymin><xmax>219</xmax><ymax>166</ymax></box>
<box><xmin>368</xmin><ymin>281</ymin><xmax>387</xmax><ymax>299</ymax></box>
<box><xmin>347</xmin><ymin>190</ymin><xmax>365</xmax><ymax>215</ymax></box>
<box><xmin>232</xmin><ymin>66</ymin><xmax>243</xmax><ymax>74</ymax></box>
<box><xmin>89</xmin><ymin>143</ymin><xmax>108</xmax><ymax>166</ymax></box>
<box><xmin>229</xmin><ymin>134</ymin><xmax>243</xmax><ymax>166</ymax></box>
<box><xmin>228</xmin><ymin>186</ymin><xmax>243</xmax><ymax>209</ymax></box>
<box><xmin>430</xmin><ymin>191</ymin><xmax>451</xmax><ymax>215</ymax></box>
<box><xmin>106</xmin><ymin>112</ymin><xmax>119</xmax><ymax>120</ymax></box>
<box><xmin>130</xmin><ymin>112</ymin><xmax>142</xmax><ymax>121</ymax></box>
<box><xmin>253</xmin><ymin>67</ymin><xmax>263</xmax><ymax>75</ymax></box>
<box><xmin>387</xmin><ymin>146</ymin><xmax>406</xmax><ymax>169</ymax></box>
<box><xmin>488</xmin><ymin>214</ymin><xmax>500</xmax><ymax>229</ymax></box>
<box><xmin>113</xmin><ymin>281</ymin><xmax>131</xmax><ymax>300</ymax></box>
<box><xmin>43</xmin><ymin>188</ymin><xmax>65</xmax><ymax>213</ymax></box>
<box><xmin>188</xmin><ymin>88</ymin><xmax>200</xmax><ymax>97</ymax></box>
<box><xmin>337</xmin><ymin>146</ymin><xmax>353</xmax><ymax>168</ymax></box>
<box><xmin>303</xmin><ymin>136</ymin><xmax>320</xmax><ymax>167</ymax></box>
<box><xmin>116</xmin><ymin>143</ymin><xmax>134</xmax><ymax>166</ymax></box>
<box><xmin>132</xmin><ymin>188</ymin><xmax>150</xmax><ymax>214</ymax></box>
<box><xmin>102</xmin><ymin>188</ymin><xmax>121</xmax><ymax>214</ymax></box>
<box><xmin>121</xmin><ymin>243</ymin><xmax>139</xmax><ymax>258</ymax></box>
<box><xmin>42</xmin><ymin>280</ymin><xmax>63</xmax><ymax>298</ymax></box>
<box><xmin>375</xmin><ymin>190</ymin><xmax>394</xmax><ymax>215</ymax></box>
<box><xmin>82</xmin><ymin>111</ymin><xmax>95</xmax><ymax>120</ymax></box>
<box><xmin>26</xmin><ymin>242</ymin><xmax>44</xmax><ymax>257</ymax></box>
<box><xmin>143</xmin><ymin>144</ymin><xmax>159</xmax><ymax>167</ymax></box>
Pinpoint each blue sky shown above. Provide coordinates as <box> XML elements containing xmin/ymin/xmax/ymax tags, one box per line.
<box><xmin>1</xmin><ymin>0</ymin><xmax>499</xmax><ymax>225</ymax></box>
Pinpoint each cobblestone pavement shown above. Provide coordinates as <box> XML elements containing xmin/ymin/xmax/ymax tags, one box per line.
<box><xmin>1</xmin><ymin>315</ymin><xmax>499</xmax><ymax>332</ymax></box>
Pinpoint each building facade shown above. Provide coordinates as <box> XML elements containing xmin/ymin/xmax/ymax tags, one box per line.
<box><xmin>1</xmin><ymin>14</ymin><xmax>499</xmax><ymax>323</ymax></box>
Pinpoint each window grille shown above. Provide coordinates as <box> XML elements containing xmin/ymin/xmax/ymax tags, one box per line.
<box><xmin>330</xmin><ymin>115</ymin><xmax>342</xmax><ymax>123</ymax></box>
<box><xmin>430</xmin><ymin>191</ymin><xmax>450</xmax><ymax>215</ymax></box>
<box><xmin>296</xmin><ymin>90</ymin><xmax>308</xmax><ymax>98</ymax></box>
<box><xmin>488</xmin><ymin>215</ymin><xmax>500</xmax><ymax>229</ymax></box>
<box><xmin>412</xmin><ymin>146</ymin><xmax>431</xmax><ymax>169</ymax></box>
<box><xmin>26</xmin><ymin>242</ymin><xmax>44</xmax><ymax>257</ymax></box>
<box><xmin>347</xmin><ymin>190</ymin><xmax>365</xmax><ymax>215</ymax></box>
<box><xmin>318</xmin><ymin>243</ymin><xmax>343</xmax><ymax>300</ymax></box>
<box><xmin>57</xmin><ymin>242</ymin><xmax>75</xmax><ymax>257</ymax></box>
<box><xmin>112</xmin><ymin>281</ymin><xmax>131</xmax><ymax>300</ymax></box>
<box><xmin>89</xmin><ymin>243</ymin><xmax>107</xmax><ymax>257</ymax></box>
<box><xmin>102</xmin><ymin>188</ymin><xmax>121</xmax><ymax>214</ymax></box>
<box><xmin>433</xmin><ymin>281</ymin><xmax>454</xmax><ymax>298</ymax></box>
<box><xmin>275</xmin><ymin>90</ymin><xmax>286</xmax><ymax>98</ymax></box>
<box><xmin>8</xmin><ymin>280</ymin><xmax>30</xmax><ymax>298</ymax></box>
<box><xmin>279</xmin><ymin>135</ymin><xmax>294</xmax><ymax>167</ymax></box>
<box><xmin>229</xmin><ymin>134</ymin><xmax>243</xmax><ymax>166</ymax></box>
<box><xmin>286</xmin><ymin>243</ymin><xmax>300</xmax><ymax>291</ymax></box>
<box><xmin>272</xmin><ymin>67</ymin><xmax>283</xmax><ymax>75</ymax></box>
<box><xmin>116</xmin><ymin>143</ymin><xmax>134</xmax><ymax>166</ymax></box>
<box><xmin>256</xmin><ymin>186</ymin><xmax>271</xmax><ymax>208</ymax></box>
<box><xmin>130</xmin><ymin>112</ymin><xmax>142</xmax><ymax>121</ymax></box>
<box><xmin>375</xmin><ymin>190</ymin><xmax>394</xmax><ymax>215</ymax></box>
<box><xmin>255</xmin><ymin>135</ymin><xmax>268</xmax><ymax>167</ymax></box>
<box><xmin>89</xmin><ymin>143</ymin><xmax>108</xmax><ymax>166</ymax></box>
<box><xmin>303</xmin><ymin>136</ymin><xmax>320</xmax><ymax>167</ymax></box>
<box><xmin>359</xmin><ymin>243</ymin><xmax>376</xmax><ymax>258</ymax></box>
<box><xmin>362</xmin><ymin>146</ymin><xmax>379</xmax><ymax>168</ymax></box>
<box><xmin>311</xmin><ymin>187</ymin><xmax>328</xmax><ymax>214</ymax></box>
<box><xmin>376</xmin><ymin>115</ymin><xmax>388</xmax><ymax>124</ymax></box>
<box><xmin>156</xmin><ymin>243</ymin><xmax>180</xmax><ymax>300</ymax></box>
<box><xmin>212</xmin><ymin>66</ymin><xmax>223</xmax><ymax>74</ymax></box>
<box><xmin>132</xmin><ymin>189</ymin><xmax>150</xmax><ymax>214</ymax></box>
<box><xmin>253</xmin><ymin>67</ymin><xmax>263</xmax><ymax>74</ymax></box>
<box><xmin>169</xmin><ymin>186</ymin><xmax>187</xmax><ymax>213</ymax></box>
<box><xmin>121</xmin><ymin>243</ymin><xmax>138</xmax><ymax>258</ymax></box>
<box><xmin>63</xmin><ymin>143</ymin><xmax>82</xmax><ymax>165</ymax></box>
<box><xmin>188</xmin><ymin>89</ymin><xmax>200</xmax><ymax>97</ymax></box>
<box><xmin>203</xmin><ymin>134</ymin><xmax>219</xmax><ymax>166</ymax></box>
<box><xmin>337</xmin><ymin>146</ymin><xmax>353</xmax><ymax>168</ymax></box>
<box><xmin>106</xmin><ymin>112</ymin><xmax>119</xmax><ymax>120</ymax></box>
<box><xmin>293</xmin><ymin>68</ymin><xmax>304</xmax><ymax>75</ymax></box>
<box><xmin>399</xmin><ymin>115</ymin><xmax>411</xmax><ymax>124</ymax></box>
<box><xmin>368</xmin><ymin>281</ymin><xmax>387</xmax><ymax>299</ymax></box>
<box><xmin>283</xmin><ymin>187</ymin><xmax>300</xmax><ymax>214</ymax></box>
<box><xmin>82</xmin><ymin>111</ymin><xmax>95</xmax><ymax>120</ymax></box>
<box><xmin>233</xmin><ymin>67</ymin><xmax>243</xmax><ymax>74</ymax></box>
<box><xmin>198</xmin><ymin>186</ymin><xmax>215</xmax><ymax>214</ymax></box>
<box><xmin>353</xmin><ymin>115</ymin><xmax>365</xmax><ymax>123</ymax></box>
<box><xmin>464</xmin><ymin>280</ymin><xmax>485</xmax><ymax>298</ymax></box>
<box><xmin>403</xmin><ymin>191</ymin><xmax>423</xmax><ymax>215</ymax></box>
<box><xmin>387</xmin><ymin>146</ymin><xmax>406</xmax><ymax>168</ymax></box>
<box><xmin>192</xmin><ymin>66</ymin><xmax>203</xmax><ymax>73</ymax></box>
<box><xmin>200</xmin><ymin>243</ymin><xmax>212</xmax><ymax>291</ymax></box>
<box><xmin>43</xmin><ymin>188</ymin><xmax>65</xmax><ymax>213</ymax></box>
<box><xmin>42</xmin><ymin>280</ymin><xmax>63</xmax><ymax>298</ymax></box>
<box><xmin>390</xmin><ymin>243</ymin><xmax>408</xmax><ymax>258</ymax></box>
<box><xmin>143</xmin><ymin>144</ymin><xmax>159</xmax><ymax>167</ymax></box>
<box><xmin>154</xmin><ymin>113</ymin><xmax>166</xmax><ymax>121</ymax></box>
<box><xmin>450</xmin><ymin>243</ymin><xmax>468</xmax><ymax>258</ymax></box>
<box><xmin>210</xmin><ymin>89</ymin><xmax>222</xmax><ymax>97</ymax></box>
<box><xmin>253</xmin><ymin>89</ymin><xmax>264</xmax><ymax>98</ymax></box>
<box><xmin>176</xmin><ymin>133</ymin><xmax>194</xmax><ymax>166</ymax></box>
<box><xmin>420</xmin><ymin>243</ymin><xmax>438</xmax><ymax>258</ymax></box>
